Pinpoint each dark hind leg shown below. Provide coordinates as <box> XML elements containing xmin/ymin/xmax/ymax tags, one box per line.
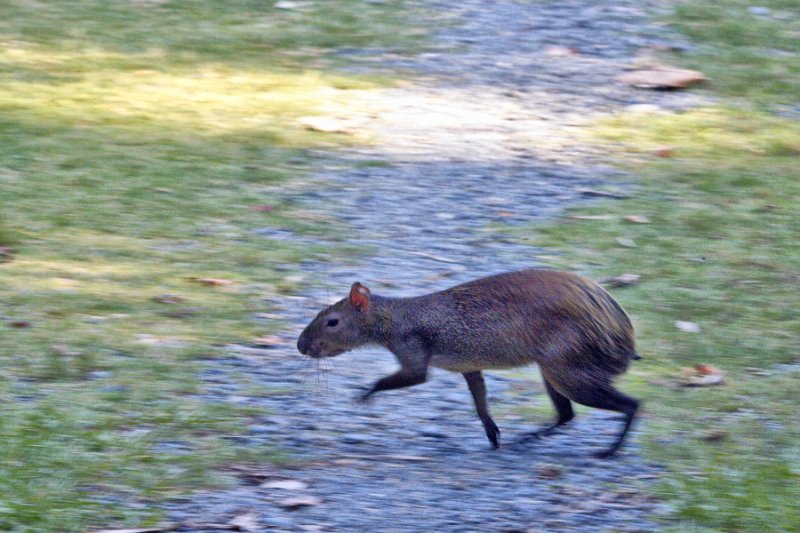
<box><xmin>463</xmin><ymin>371</ymin><xmax>500</xmax><ymax>448</ymax></box>
<box><xmin>570</xmin><ymin>384</ymin><xmax>639</xmax><ymax>458</ymax></box>
<box><xmin>522</xmin><ymin>376</ymin><xmax>575</xmax><ymax>441</ymax></box>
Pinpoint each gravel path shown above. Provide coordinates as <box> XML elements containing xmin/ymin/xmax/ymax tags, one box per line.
<box><xmin>166</xmin><ymin>1</ymin><xmax>701</xmax><ymax>530</ymax></box>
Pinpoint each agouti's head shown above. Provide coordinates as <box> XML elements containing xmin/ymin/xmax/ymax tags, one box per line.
<box><xmin>297</xmin><ymin>282</ymin><xmax>373</xmax><ymax>358</ymax></box>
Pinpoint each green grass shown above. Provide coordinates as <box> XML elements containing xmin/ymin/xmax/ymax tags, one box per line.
<box><xmin>505</xmin><ymin>1</ymin><xmax>800</xmax><ymax>530</ymax></box>
<box><xmin>0</xmin><ymin>1</ymin><xmax>425</xmax><ymax>531</ymax></box>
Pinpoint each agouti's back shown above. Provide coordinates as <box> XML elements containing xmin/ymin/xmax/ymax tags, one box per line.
<box><xmin>416</xmin><ymin>269</ymin><xmax>636</xmax><ymax>374</ymax></box>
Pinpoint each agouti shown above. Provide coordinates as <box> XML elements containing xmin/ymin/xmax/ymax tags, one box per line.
<box><xmin>297</xmin><ymin>269</ymin><xmax>641</xmax><ymax>458</ymax></box>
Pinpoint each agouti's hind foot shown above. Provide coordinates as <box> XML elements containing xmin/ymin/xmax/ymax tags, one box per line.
<box><xmin>483</xmin><ymin>418</ymin><xmax>500</xmax><ymax>449</ymax></box>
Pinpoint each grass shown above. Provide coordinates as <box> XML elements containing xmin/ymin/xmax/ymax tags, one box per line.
<box><xmin>0</xmin><ymin>1</ymin><xmax>426</xmax><ymax>531</ymax></box>
<box><xmin>504</xmin><ymin>1</ymin><xmax>800</xmax><ymax>530</ymax></box>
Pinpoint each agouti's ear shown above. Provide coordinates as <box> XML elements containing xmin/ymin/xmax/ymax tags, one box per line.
<box><xmin>349</xmin><ymin>282</ymin><xmax>371</xmax><ymax>312</ymax></box>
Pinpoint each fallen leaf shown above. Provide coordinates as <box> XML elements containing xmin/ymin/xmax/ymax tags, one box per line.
<box><xmin>252</xmin><ymin>335</ymin><xmax>283</xmax><ymax>348</ymax></box>
<box><xmin>680</xmin><ymin>364</ymin><xmax>725</xmax><ymax>387</ymax></box>
<box><xmin>229</xmin><ymin>512</ymin><xmax>260</xmax><ymax>532</ymax></box>
<box><xmin>88</xmin><ymin>527</ymin><xmax>175</xmax><ymax>533</ymax></box>
<box><xmin>9</xmin><ymin>320</ymin><xmax>31</xmax><ymax>328</ymax></box>
<box><xmin>653</xmin><ymin>146</ymin><xmax>675</xmax><ymax>158</ymax></box>
<box><xmin>544</xmin><ymin>45</ymin><xmax>578</xmax><ymax>57</ymax></box>
<box><xmin>495</xmin><ymin>210</ymin><xmax>516</xmax><ymax>217</ymax></box>
<box><xmin>278</xmin><ymin>496</ymin><xmax>323</xmax><ymax>510</ymax></box>
<box><xmin>262</xmin><ymin>479</ymin><xmax>308</xmax><ymax>490</ymax></box>
<box><xmin>617</xmin><ymin>65</ymin><xmax>707</xmax><ymax>89</ymax></box>
<box><xmin>615</xmin><ymin>237</ymin><xmax>637</xmax><ymax>248</ymax></box>
<box><xmin>192</xmin><ymin>278</ymin><xmax>233</xmax><ymax>287</ymax></box>
<box><xmin>298</xmin><ymin>116</ymin><xmax>354</xmax><ymax>134</ymax></box>
<box><xmin>535</xmin><ymin>464</ymin><xmax>563</xmax><ymax>479</ymax></box>
<box><xmin>253</xmin><ymin>205</ymin><xmax>274</xmax><ymax>212</ymax></box>
<box><xmin>623</xmin><ymin>215</ymin><xmax>651</xmax><ymax>224</ymax></box>
<box><xmin>675</xmin><ymin>320</ymin><xmax>701</xmax><ymax>333</ymax></box>
<box><xmin>701</xmin><ymin>429</ymin><xmax>728</xmax><ymax>442</ymax></box>
<box><xmin>604</xmin><ymin>273</ymin><xmax>641</xmax><ymax>287</ymax></box>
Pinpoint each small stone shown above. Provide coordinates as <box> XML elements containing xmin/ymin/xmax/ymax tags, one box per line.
<box><xmin>675</xmin><ymin>320</ymin><xmax>700</xmax><ymax>333</ymax></box>
<box><xmin>278</xmin><ymin>496</ymin><xmax>323</xmax><ymax>510</ymax></box>
<box><xmin>262</xmin><ymin>479</ymin><xmax>309</xmax><ymax>491</ymax></box>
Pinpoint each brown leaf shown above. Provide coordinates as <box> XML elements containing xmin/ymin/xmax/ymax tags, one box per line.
<box><xmin>252</xmin><ymin>205</ymin><xmax>274</xmax><ymax>212</ymax></box>
<box><xmin>298</xmin><ymin>116</ymin><xmax>354</xmax><ymax>134</ymax></box>
<box><xmin>10</xmin><ymin>320</ymin><xmax>32</xmax><ymax>328</ymax></box>
<box><xmin>88</xmin><ymin>527</ymin><xmax>175</xmax><ymax>533</ymax></box>
<box><xmin>535</xmin><ymin>464</ymin><xmax>563</xmax><ymax>479</ymax></box>
<box><xmin>653</xmin><ymin>146</ymin><xmax>675</xmax><ymax>158</ymax></box>
<box><xmin>680</xmin><ymin>364</ymin><xmax>725</xmax><ymax>387</ymax></box>
<box><xmin>701</xmin><ymin>429</ymin><xmax>728</xmax><ymax>442</ymax></box>
<box><xmin>278</xmin><ymin>496</ymin><xmax>323</xmax><ymax>509</ymax></box>
<box><xmin>623</xmin><ymin>215</ymin><xmax>651</xmax><ymax>224</ymax></box>
<box><xmin>252</xmin><ymin>335</ymin><xmax>283</xmax><ymax>348</ymax></box>
<box><xmin>617</xmin><ymin>65</ymin><xmax>707</xmax><ymax>89</ymax></box>
<box><xmin>192</xmin><ymin>278</ymin><xmax>233</xmax><ymax>287</ymax></box>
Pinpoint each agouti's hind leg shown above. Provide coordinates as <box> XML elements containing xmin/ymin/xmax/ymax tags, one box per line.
<box><xmin>463</xmin><ymin>371</ymin><xmax>500</xmax><ymax>448</ymax></box>
<box><xmin>570</xmin><ymin>383</ymin><xmax>639</xmax><ymax>458</ymax></box>
<box><xmin>521</xmin><ymin>376</ymin><xmax>575</xmax><ymax>441</ymax></box>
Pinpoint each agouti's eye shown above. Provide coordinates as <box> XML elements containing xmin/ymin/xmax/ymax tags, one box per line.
<box><xmin>326</xmin><ymin>318</ymin><xmax>339</xmax><ymax>328</ymax></box>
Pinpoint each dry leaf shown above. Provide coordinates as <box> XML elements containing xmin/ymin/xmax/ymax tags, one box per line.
<box><xmin>253</xmin><ymin>205</ymin><xmax>274</xmax><ymax>212</ymax></box>
<box><xmin>701</xmin><ymin>429</ymin><xmax>728</xmax><ymax>442</ymax></box>
<box><xmin>653</xmin><ymin>146</ymin><xmax>675</xmax><ymax>158</ymax></box>
<box><xmin>192</xmin><ymin>278</ymin><xmax>233</xmax><ymax>287</ymax></box>
<box><xmin>617</xmin><ymin>65</ymin><xmax>707</xmax><ymax>89</ymax></box>
<box><xmin>278</xmin><ymin>496</ymin><xmax>323</xmax><ymax>509</ymax></box>
<box><xmin>298</xmin><ymin>116</ymin><xmax>354</xmax><ymax>134</ymax></box>
<box><xmin>681</xmin><ymin>364</ymin><xmax>725</xmax><ymax>387</ymax></box>
<box><xmin>623</xmin><ymin>215</ymin><xmax>651</xmax><ymax>224</ymax></box>
<box><xmin>252</xmin><ymin>335</ymin><xmax>283</xmax><ymax>348</ymax></box>
<box><xmin>535</xmin><ymin>464</ymin><xmax>563</xmax><ymax>479</ymax></box>
<box><xmin>89</xmin><ymin>525</ymin><xmax>176</xmax><ymax>533</ymax></box>
<box><xmin>9</xmin><ymin>320</ymin><xmax>31</xmax><ymax>328</ymax></box>
<box><xmin>544</xmin><ymin>45</ymin><xmax>578</xmax><ymax>57</ymax></box>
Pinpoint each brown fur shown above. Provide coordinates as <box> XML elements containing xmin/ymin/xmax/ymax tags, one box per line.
<box><xmin>297</xmin><ymin>269</ymin><xmax>640</xmax><ymax>457</ymax></box>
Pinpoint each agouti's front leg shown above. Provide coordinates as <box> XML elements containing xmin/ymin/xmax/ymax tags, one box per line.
<box><xmin>360</xmin><ymin>338</ymin><xmax>429</xmax><ymax>401</ymax></box>
<box><xmin>463</xmin><ymin>371</ymin><xmax>500</xmax><ymax>448</ymax></box>
<box><xmin>360</xmin><ymin>369</ymin><xmax>427</xmax><ymax>401</ymax></box>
